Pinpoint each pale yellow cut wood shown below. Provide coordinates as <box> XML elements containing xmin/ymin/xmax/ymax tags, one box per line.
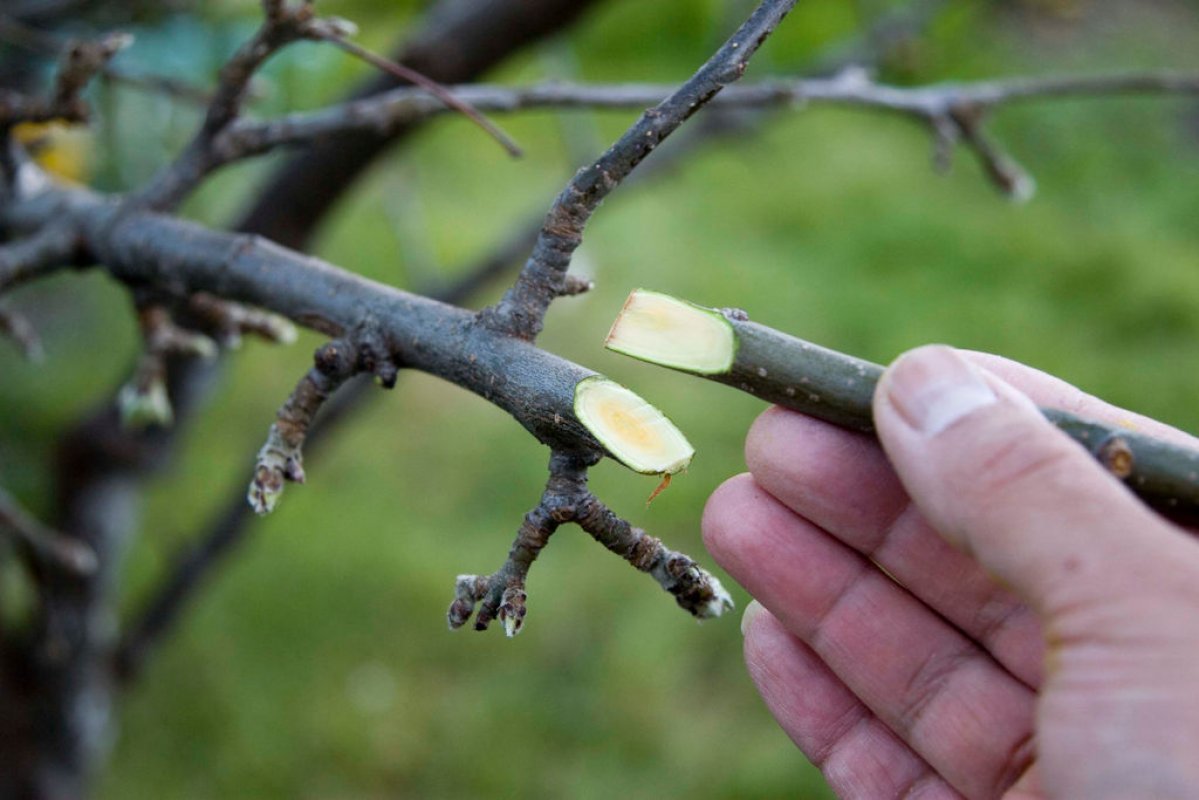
<box><xmin>574</xmin><ymin>376</ymin><xmax>693</xmax><ymax>475</ymax></box>
<box><xmin>605</xmin><ymin>289</ymin><xmax>735</xmax><ymax>375</ymax></box>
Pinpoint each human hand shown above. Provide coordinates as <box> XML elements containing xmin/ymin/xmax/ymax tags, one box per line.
<box><xmin>702</xmin><ymin>345</ymin><xmax>1199</xmax><ymax>799</ymax></box>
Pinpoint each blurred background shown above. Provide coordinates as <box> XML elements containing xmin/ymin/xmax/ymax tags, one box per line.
<box><xmin>2</xmin><ymin>0</ymin><xmax>1199</xmax><ymax>797</ymax></box>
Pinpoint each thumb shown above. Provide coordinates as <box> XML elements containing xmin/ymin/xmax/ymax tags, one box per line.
<box><xmin>873</xmin><ymin>345</ymin><xmax>1179</xmax><ymax>614</ymax></box>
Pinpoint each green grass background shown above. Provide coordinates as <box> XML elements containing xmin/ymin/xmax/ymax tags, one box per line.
<box><xmin>2</xmin><ymin>0</ymin><xmax>1199</xmax><ymax>797</ymax></box>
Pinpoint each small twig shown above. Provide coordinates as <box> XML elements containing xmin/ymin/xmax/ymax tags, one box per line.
<box><xmin>0</xmin><ymin>485</ymin><xmax>97</xmax><ymax>576</ymax></box>
<box><xmin>0</xmin><ymin>303</ymin><xmax>44</xmax><ymax>361</ymax></box>
<box><xmin>482</xmin><ymin>0</ymin><xmax>799</xmax><ymax>341</ymax></box>
<box><xmin>448</xmin><ymin>452</ymin><xmax>731</xmax><ymax>636</ymax></box>
<box><xmin>0</xmin><ymin>30</ymin><xmax>131</xmax><ymax>127</ymax></box>
<box><xmin>183</xmin><ymin>292</ymin><xmax>297</xmax><ymax>350</ymax></box>
<box><xmin>247</xmin><ymin>336</ymin><xmax>390</xmax><ymax>514</ymax></box>
<box><xmin>117</xmin><ymin>304</ymin><xmax>218</xmax><ymax>430</ymax></box>
<box><xmin>0</xmin><ymin>224</ymin><xmax>81</xmax><ymax>294</ymax></box>
<box><xmin>306</xmin><ymin>24</ymin><xmax>523</xmax><ymax>158</ymax></box>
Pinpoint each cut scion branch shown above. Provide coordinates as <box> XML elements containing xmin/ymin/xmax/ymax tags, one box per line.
<box><xmin>448</xmin><ymin>452</ymin><xmax>731</xmax><ymax>637</ymax></box>
<box><xmin>606</xmin><ymin>290</ymin><xmax>1199</xmax><ymax>523</ymax></box>
<box><xmin>0</xmin><ymin>485</ymin><xmax>97</xmax><ymax>577</ymax></box>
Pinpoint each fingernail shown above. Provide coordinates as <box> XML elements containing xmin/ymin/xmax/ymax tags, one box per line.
<box><xmin>887</xmin><ymin>346</ymin><xmax>996</xmax><ymax>436</ymax></box>
<box><xmin>741</xmin><ymin>599</ymin><xmax>765</xmax><ymax>636</ymax></box>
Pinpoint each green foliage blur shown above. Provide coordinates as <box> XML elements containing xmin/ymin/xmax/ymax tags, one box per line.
<box><xmin>3</xmin><ymin>0</ymin><xmax>1199</xmax><ymax>797</ymax></box>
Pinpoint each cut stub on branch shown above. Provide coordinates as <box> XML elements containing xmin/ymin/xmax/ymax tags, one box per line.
<box><xmin>606</xmin><ymin>289</ymin><xmax>1199</xmax><ymax>524</ymax></box>
<box><xmin>573</xmin><ymin>376</ymin><xmax>693</xmax><ymax>475</ymax></box>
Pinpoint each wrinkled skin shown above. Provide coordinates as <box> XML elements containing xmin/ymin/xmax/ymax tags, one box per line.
<box><xmin>704</xmin><ymin>346</ymin><xmax>1199</xmax><ymax>799</ymax></box>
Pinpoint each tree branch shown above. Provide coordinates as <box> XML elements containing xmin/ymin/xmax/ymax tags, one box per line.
<box><xmin>0</xmin><ymin>29</ymin><xmax>130</xmax><ymax>127</ymax></box>
<box><xmin>0</xmin><ymin>220</ymin><xmax>82</xmax><ymax>293</ymax></box>
<box><xmin>233</xmin><ymin>0</ymin><xmax>605</xmax><ymax>250</ymax></box>
<box><xmin>111</xmin><ymin>109</ymin><xmax>755</xmax><ymax>681</ymax></box>
<box><xmin>0</xmin><ymin>485</ymin><xmax>97</xmax><ymax>576</ymax></box>
<box><xmin>606</xmin><ymin>290</ymin><xmax>1199</xmax><ymax>524</ymax></box>
<box><xmin>206</xmin><ymin>71</ymin><xmax>1199</xmax><ymax>202</ymax></box>
<box><xmin>481</xmin><ymin>0</ymin><xmax>800</xmax><ymax>340</ymax></box>
<box><xmin>448</xmin><ymin>451</ymin><xmax>731</xmax><ymax>636</ymax></box>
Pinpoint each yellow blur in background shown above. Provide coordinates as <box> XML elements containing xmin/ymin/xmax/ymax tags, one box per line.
<box><xmin>13</xmin><ymin>122</ymin><xmax>92</xmax><ymax>183</ymax></box>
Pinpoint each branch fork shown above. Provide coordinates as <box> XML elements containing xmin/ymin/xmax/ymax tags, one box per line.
<box><xmin>447</xmin><ymin>452</ymin><xmax>732</xmax><ymax>637</ymax></box>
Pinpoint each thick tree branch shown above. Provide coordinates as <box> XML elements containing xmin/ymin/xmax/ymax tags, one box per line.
<box><xmin>111</xmin><ymin>110</ymin><xmax>754</xmax><ymax>680</ymax></box>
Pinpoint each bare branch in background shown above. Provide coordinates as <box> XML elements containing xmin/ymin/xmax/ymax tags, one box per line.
<box><xmin>0</xmin><ymin>29</ymin><xmax>130</xmax><ymax>126</ymax></box>
<box><xmin>212</xmin><ymin>71</ymin><xmax>1199</xmax><ymax>200</ymax></box>
<box><xmin>234</xmin><ymin>0</ymin><xmax>605</xmax><ymax>250</ymax></box>
<box><xmin>0</xmin><ymin>15</ymin><xmax>215</xmax><ymax>104</ymax></box>
<box><xmin>0</xmin><ymin>303</ymin><xmax>43</xmax><ymax>361</ymax></box>
<box><xmin>305</xmin><ymin>22</ymin><xmax>523</xmax><ymax>158</ymax></box>
<box><xmin>0</xmin><ymin>486</ymin><xmax>97</xmax><ymax>576</ymax></box>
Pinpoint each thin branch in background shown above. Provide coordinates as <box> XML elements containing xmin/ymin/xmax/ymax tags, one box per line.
<box><xmin>0</xmin><ymin>29</ymin><xmax>130</xmax><ymax>126</ymax></box>
<box><xmin>0</xmin><ymin>486</ymin><xmax>97</xmax><ymax>576</ymax></box>
<box><xmin>232</xmin><ymin>0</ymin><xmax>602</xmax><ymax>251</ymax></box>
<box><xmin>116</xmin><ymin>303</ymin><xmax>218</xmax><ymax>430</ymax></box>
<box><xmin>128</xmin><ymin>2</ymin><xmax>525</xmax><ymax>211</ymax></box>
<box><xmin>482</xmin><ymin>0</ymin><xmax>800</xmax><ymax>341</ymax></box>
<box><xmin>0</xmin><ymin>15</ymin><xmax>213</xmax><ymax>105</ymax></box>
<box><xmin>0</xmin><ymin>303</ymin><xmax>43</xmax><ymax>361</ymax></box>
<box><xmin>123</xmin><ymin>2</ymin><xmax>315</xmax><ymax>211</ymax></box>
<box><xmin>306</xmin><ymin>23</ymin><xmax>524</xmax><ymax>158</ymax></box>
